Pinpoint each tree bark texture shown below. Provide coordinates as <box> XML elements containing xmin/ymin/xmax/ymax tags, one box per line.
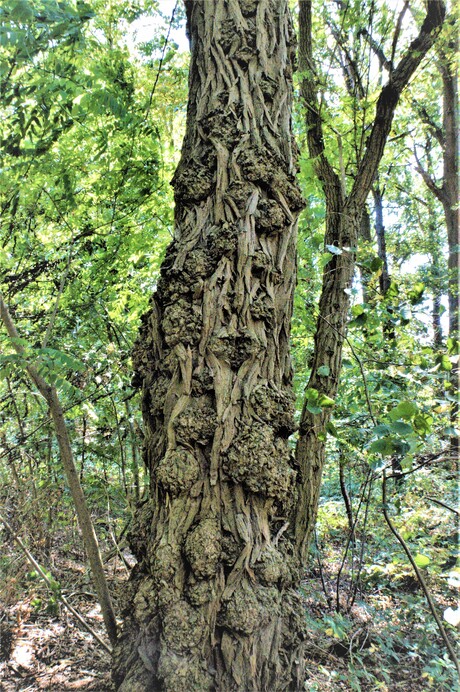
<box><xmin>294</xmin><ymin>0</ymin><xmax>446</xmax><ymax>563</ymax></box>
<box><xmin>113</xmin><ymin>2</ymin><xmax>306</xmax><ymax>690</ymax></box>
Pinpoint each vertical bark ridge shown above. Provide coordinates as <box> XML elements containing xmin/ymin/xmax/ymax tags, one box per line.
<box><xmin>113</xmin><ymin>2</ymin><xmax>306</xmax><ymax>690</ymax></box>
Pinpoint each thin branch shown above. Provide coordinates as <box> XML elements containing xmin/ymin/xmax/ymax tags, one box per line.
<box><xmin>413</xmin><ymin>147</ymin><xmax>445</xmax><ymax>201</ymax></box>
<box><xmin>390</xmin><ymin>0</ymin><xmax>410</xmax><ymax>69</ymax></box>
<box><xmin>427</xmin><ymin>496</ymin><xmax>460</xmax><ymax>516</ymax></box>
<box><xmin>382</xmin><ymin>471</ymin><xmax>460</xmax><ymax>675</ymax></box>
<box><xmin>0</xmin><ymin>512</ymin><xmax>112</xmax><ymax>655</ymax></box>
<box><xmin>145</xmin><ymin>2</ymin><xmax>179</xmax><ymax>119</ymax></box>
<box><xmin>358</xmin><ymin>27</ymin><xmax>392</xmax><ymax>71</ymax></box>
<box><xmin>351</xmin><ymin>0</ymin><xmax>446</xmax><ymax>208</ymax></box>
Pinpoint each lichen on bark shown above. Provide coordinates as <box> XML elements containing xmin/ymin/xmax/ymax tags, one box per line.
<box><xmin>113</xmin><ymin>1</ymin><xmax>306</xmax><ymax>689</ymax></box>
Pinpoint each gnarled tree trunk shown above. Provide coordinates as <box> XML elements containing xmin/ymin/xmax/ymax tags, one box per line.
<box><xmin>113</xmin><ymin>1</ymin><xmax>306</xmax><ymax>690</ymax></box>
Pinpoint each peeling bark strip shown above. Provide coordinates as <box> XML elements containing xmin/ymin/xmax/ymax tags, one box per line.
<box><xmin>113</xmin><ymin>2</ymin><xmax>306</xmax><ymax>690</ymax></box>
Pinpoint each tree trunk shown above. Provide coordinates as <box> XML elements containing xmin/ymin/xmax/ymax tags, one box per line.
<box><xmin>295</xmin><ymin>0</ymin><xmax>446</xmax><ymax>562</ymax></box>
<box><xmin>372</xmin><ymin>180</ymin><xmax>396</xmax><ymax>341</ymax></box>
<box><xmin>415</xmin><ymin>43</ymin><xmax>458</xmax><ymax>454</ymax></box>
<box><xmin>440</xmin><ymin>58</ymin><xmax>459</xmax><ymax>456</ymax></box>
<box><xmin>113</xmin><ymin>2</ymin><xmax>306</xmax><ymax>690</ymax></box>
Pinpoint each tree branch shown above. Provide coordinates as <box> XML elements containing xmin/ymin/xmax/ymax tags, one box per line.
<box><xmin>351</xmin><ymin>0</ymin><xmax>446</xmax><ymax>208</ymax></box>
<box><xmin>298</xmin><ymin>0</ymin><xmax>342</xmax><ymax>196</ymax></box>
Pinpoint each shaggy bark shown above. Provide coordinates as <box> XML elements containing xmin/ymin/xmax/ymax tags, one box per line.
<box><xmin>113</xmin><ymin>2</ymin><xmax>306</xmax><ymax>690</ymax></box>
<box><xmin>295</xmin><ymin>0</ymin><xmax>446</xmax><ymax>563</ymax></box>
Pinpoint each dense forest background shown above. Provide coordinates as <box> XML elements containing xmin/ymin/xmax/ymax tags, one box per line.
<box><xmin>0</xmin><ymin>0</ymin><xmax>458</xmax><ymax>690</ymax></box>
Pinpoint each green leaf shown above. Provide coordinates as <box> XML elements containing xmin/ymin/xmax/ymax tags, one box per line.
<box><xmin>320</xmin><ymin>252</ymin><xmax>333</xmax><ymax>267</ymax></box>
<box><xmin>305</xmin><ymin>387</ymin><xmax>319</xmax><ymax>402</ymax></box>
<box><xmin>436</xmin><ymin>354</ymin><xmax>453</xmax><ymax>372</ymax></box>
<box><xmin>369</xmin><ymin>437</ymin><xmax>395</xmax><ymax>455</ymax></box>
<box><xmin>388</xmin><ymin>401</ymin><xmax>418</xmax><ymax>421</ymax></box>
<box><xmin>326</xmin><ymin>421</ymin><xmax>339</xmax><ymax>437</ymax></box>
<box><xmin>414</xmin><ymin>554</ymin><xmax>430</xmax><ymax>568</ymax></box>
<box><xmin>306</xmin><ymin>404</ymin><xmax>322</xmax><ymax>415</ymax></box>
<box><xmin>447</xmin><ymin>337</ymin><xmax>459</xmax><ymax>355</ymax></box>
<box><xmin>389</xmin><ymin>421</ymin><xmax>413</xmax><ymax>436</ymax></box>
<box><xmin>409</xmin><ymin>282</ymin><xmax>425</xmax><ymax>305</ymax></box>
<box><xmin>370</xmin><ymin>256</ymin><xmax>383</xmax><ymax>272</ymax></box>
<box><xmin>310</xmin><ymin>231</ymin><xmax>324</xmax><ymax>249</ymax></box>
<box><xmin>373</xmin><ymin>424</ymin><xmax>391</xmax><ymax>437</ymax></box>
<box><xmin>10</xmin><ymin>0</ymin><xmax>34</xmax><ymax>22</ymax></box>
<box><xmin>318</xmin><ymin>394</ymin><xmax>335</xmax><ymax>407</ymax></box>
<box><xmin>413</xmin><ymin>413</ymin><xmax>433</xmax><ymax>436</ymax></box>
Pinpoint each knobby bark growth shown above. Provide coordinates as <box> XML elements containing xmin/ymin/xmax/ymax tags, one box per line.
<box><xmin>294</xmin><ymin>0</ymin><xmax>446</xmax><ymax>563</ymax></box>
<box><xmin>113</xmin><ymin>1</ymin><xmax>307</xmax><ymax>689</ymax></box>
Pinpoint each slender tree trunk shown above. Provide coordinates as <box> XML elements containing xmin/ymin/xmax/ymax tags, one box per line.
<box><xmin>359</xmin><ymin>205</ymin><xmax>373</xmax><ymax>304</ymax></box>
<box><xmin>372</xmin><ymin>181</ymin><xmax>390</xmax><ymax>297</ymax></box>
<box><xmin>441</xmin><ymin>60</ymin><xmax>459</xmax><ymax>456</ymax></box>
<box><xmin>426</xmin><ymin>205</ymin><xmax>444</xmax><ymax>350</ymax></box>
<box><xmin>113</xmin><ymin>2</ymin><xmax>307</xmax><ymax>690</ymax></box>
<box><xmin>0</xmin><ymin>294</ymin><xmax>117</xmax><ymax>647</ymax></box>
<box><xmin>372</xmin><ymin>180</ymin><xmax>396</xmax><ymax>341</ymax></box>
<box><xmin>416</xmin><ymin>45</ymin><xmax>458</xmax><ymax>453</ymax></box>
<box><xmin>295</xmin><ymin>0</ymin><xmax>446</xmax><ymax>563</ymax></box>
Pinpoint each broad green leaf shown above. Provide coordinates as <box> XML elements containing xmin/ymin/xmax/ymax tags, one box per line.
<box><xmin>414</xmin><ymin>554</ymin><xmax>430</xmax><ymax>568</ymax></box>
<box><xmin>373</xmin><ymin>424</ymin><xmax>391</xmax><ymax>437</ymax></box>
<box><xmin>307</xmin><ymin>403</ymin><xmax>322</xmax><ymax>414</ymax></box>
<box><xmin>305</xmin><ymin>387</ymin><xmax>319</xmax><ymax>402</ymax></box>
<box><xmin>320</xmin><ymin>252</ymin><xmax>333</xmax><ymax>267</ymax></box>
<box><xmin>389</xmin><ymin>401</ymin><xmax>418</xmax><ymax>421</ymax></box>
<box><xmin>370</xmin><ymin>256</ymin><xmax>383</xmax><ymax>272</ymax></box>
<box><xmin>389</xmin><ymin>421</ymin><xmax>413</xmax><ymax>436</ymax></box>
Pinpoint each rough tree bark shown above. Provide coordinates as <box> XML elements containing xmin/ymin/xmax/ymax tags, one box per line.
<box><xmin>294</xmin><ymin>0</ymin><xmax>446</xmax><ymax>563</ymax></box>
<box><xmin>113</xmin><ymin>1</ymin><xmax>307</xmax><ymax>690</ymax></box>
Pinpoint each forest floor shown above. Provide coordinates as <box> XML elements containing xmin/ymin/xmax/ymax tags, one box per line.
<box><xmin>0</xmin><ymin>540</ymin><xmax>122</xmax><ymax>691</ymax></box>
<box><xmin>0</xmin><ymin>482</ymin><xmax>458</xmax><ymax>692</ymax></box>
